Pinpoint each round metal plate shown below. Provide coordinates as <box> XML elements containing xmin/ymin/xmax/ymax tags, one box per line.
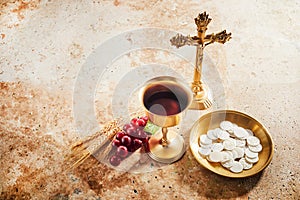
<box><xmin>189</xmin><ymin>110</ymin><xmax>274</xmax><ymax>178</ymax></box>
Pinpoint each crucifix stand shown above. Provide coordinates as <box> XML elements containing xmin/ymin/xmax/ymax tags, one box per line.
<box><xmin>170</xmin><ymin>12</ymin><xmax>231</xmax><ymax>110</ymax></box>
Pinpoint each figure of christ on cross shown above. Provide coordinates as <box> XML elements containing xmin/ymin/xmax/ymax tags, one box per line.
<box><xmin>170</xmin><ymin>12</ymin><xmax>231</xmax><ymax>110</ymax></box>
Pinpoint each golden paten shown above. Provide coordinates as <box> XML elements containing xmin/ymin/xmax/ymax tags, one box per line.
<box><xmin>189</xmin><ymin>110</ymin><xmax>274</xmax><ymax>178</ymax></box>
<box><xmin>170</xmin><ymin>12</ymin><xmax>231</xmax><ymax>110</ymax></box>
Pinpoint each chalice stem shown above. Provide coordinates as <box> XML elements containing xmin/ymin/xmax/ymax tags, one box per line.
<box><xmin>161</xmin><ymin>127</ymin><xmax>169</xmax><ymax>147</ymax></box>
<box><xmin>193</xmin><ymin>45</ymin><xmax>204</xmax><ymax>84</ymax></box>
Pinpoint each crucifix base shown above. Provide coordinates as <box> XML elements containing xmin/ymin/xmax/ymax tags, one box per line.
<box><xmin>189</xmin><ymin>82</ymin><xmax>213</xmax><ymax>110</ymax></box>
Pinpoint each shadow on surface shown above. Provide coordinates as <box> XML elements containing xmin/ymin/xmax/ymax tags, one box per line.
<box><xmin>203</xmin><ymin>169</ymin><xmax>262</xmax><ymax>199</ymax></box>
<box><xmin>180</xmin><ymin>150</ymin><xmax>263</xmax><ymax>199</ymax></box>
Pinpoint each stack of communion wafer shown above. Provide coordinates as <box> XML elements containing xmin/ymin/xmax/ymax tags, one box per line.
<box><xmin>198</xmin><ymin>121</ymin><xmax>262</xmax><ymax>173</ymax></box>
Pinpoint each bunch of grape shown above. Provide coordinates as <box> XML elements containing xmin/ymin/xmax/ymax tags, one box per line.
<box><xmin>109</xmin><ymin>116</ymin><xmax>150</xmax><ymax>166</ymax></box>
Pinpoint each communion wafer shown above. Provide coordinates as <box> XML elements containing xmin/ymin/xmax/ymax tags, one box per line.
<box><xmin>208</xmin><ymin>151</ymin><xmax>224</xmax><ymax>162</ymax></box>
<box><xmin>198</xmin><ymin>147</ymin><xmax>211</xmax><ymax>156</ymax></box>
<box><xmin>245</xmin><ymin>148</ymin><xmax>258</xmax><ymax>158</ymax></box>
<box><xmin>245</xmin><ymin>129</ymin><xmax>254</xmax><ymax>136</ymax></box>
<box><xmin>200</xmin><ymin>134</ymin><xmax>212</xmax><ymax>145</ymax></box>
<box><xmin>221</xmin><ymin>158</ymin><xmax>234</xmax><ymax>168</ymax></box>
<box><xmin>247</xmin><ymin>136</ymin><xmax>260</xmax><ymax>146</ymax></box>
<box><xmin>239</xmin><ymin>158</ymin><xmax>253</xmax><ymax>170</ymax></box>
<box><xmin>235</xmin><ymin>139</ymin><xmax>246</xmax><ymax>147</ymax></box>
<box><xmin>227</xmin><ymin>123</ymin><xmax>238</xmax><ymax>135</ymax></box>
<box><xmin>207</xmin><ymin>129</ymin><xmax>218</xmax><ymax>140</ymax></box>
<box><xmin>220</xmin><ymin>121</ymin><xmax>234</xmax><ymax>131</ymax></box>
<box><xmin>211</xmin><ymin>143</ymin><xmax>224</xmax><ymax>152</ymax></box>
<box><xmin>223</xmin><ymin>138</ymin><xmax>236</xmax><ymax>150</ymax></box>
<box><xmin>230</xmin><ymin>161</ymin><xmax>244</xmax><ymax>173</ymax></box>
<box><xmin>221</xmin><ymin>151</ymin><xmax>231</xmax><ymax>162</ymax></box>
<box><xmin>233</xmin><ymin>147</ymin><xmax>245</xmax><ymax>158</ymax></box>
<box><xmin>233</xmin><ymin>149</ymin><xmax>240</xmax><ymax>159</ymax></box>
<box><xmin>233</xmin><ymin>127</ymin><xmax>249</xmax><ymax>139</ymax></box>
<box><xmin>200</xmin><ymin>143</ymin><xmax>212</xmax><ymax>149</ymax></box>
<box><xmin>248</xmin><ymin>143</ymin><xmax>262</xmax><ymax>153</ymax></box>
<box><xmin>245</xmin><ymin>155</ymin><xmax>259</xmax><ymax>163</ymax></box>
<box><xmin>223</xmin><ymin>150</ymin><xmax>233</xmax><ymax>159</ymax></box>
<box><xmin>218</xmin><ymin>130</ymin><xmax>230</xmax><ymax>140</ymax></box>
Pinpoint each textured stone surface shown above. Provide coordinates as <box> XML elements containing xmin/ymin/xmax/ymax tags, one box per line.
<box><xmin>0</xmin><ymin>0</ymin><xmax>299</xmax><ymax>199</ymax></box>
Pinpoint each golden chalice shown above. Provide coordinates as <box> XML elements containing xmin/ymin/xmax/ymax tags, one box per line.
<box><xmin>140</xmin><ymin>76</ymin><xmax>193</xmax><ymax>163</ymax></box>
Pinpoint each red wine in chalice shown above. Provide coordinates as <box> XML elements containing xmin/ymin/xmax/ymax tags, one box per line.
<box><xmin>143</xmin><ymin>82</ymin><xmax>190</xmax><ymax>116</ymax></box>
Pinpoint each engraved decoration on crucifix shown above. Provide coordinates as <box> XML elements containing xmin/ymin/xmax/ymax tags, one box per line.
<box><xmin>170</xmin><ymin>12</ymin><xmax>231</xmax><ymax>110</ymax></box>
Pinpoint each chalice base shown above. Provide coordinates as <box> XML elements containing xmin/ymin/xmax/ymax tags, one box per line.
<box><xmin>148</xmin><ymin>130</ymin><xmax>186</xmax><ymax>164</ymax></box>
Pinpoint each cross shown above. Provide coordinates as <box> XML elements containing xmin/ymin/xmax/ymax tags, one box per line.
<box><xmin>170</xmin><ymin>12</ymin><xmax>231</xmax><ymax>110</ymax></box>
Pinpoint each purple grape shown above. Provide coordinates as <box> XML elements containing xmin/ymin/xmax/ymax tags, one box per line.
<box><xmin>109</xmin><ymin>155</ymin><xmax>121</xmax><ymax>166</ymax></box>
<box><xmin>123</xmin><ymin>123</ymin><xmax>131</xmax><ymax>132</ymax></box>
<box><xmin>112</xmin><ymin>139</ymin><xmax>121</xmax><ymax>148</ymax></box>
<box><xmin>126</xmin><ymin>127</ymin><xmax>137</xmax><ymax>137</ymax></box>
<box><xmin>116</xmin><ymin>131</ymin><xmax>126</xmax><ymax>140</ymax></box>
<box><xmin>133</xmin><ymin>138</ymin><xmax>143</xmax><ymax>149</ymax></box>
<box><xmin>121</xmin><ymin>135</ymin><xmax>132</xmax><ymax>147</ymax></box>
<box><xmin>136</xmin><ymin>129</ymin><xmax>147</xmax><ymax>139</ymax></box>
<box><xmin>135</xmin><ymin>118</ymin><xmax>146</xmax><ymax>127</ymax></box>
<box><xmin>116</xmin><ymin>146</ymin><xmax>128</xmax><ymax>158</ymax></box>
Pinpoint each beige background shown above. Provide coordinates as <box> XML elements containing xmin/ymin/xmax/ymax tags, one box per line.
<box><xmin>0</xmin><ymin>0</ymin><xmax>299</xmax><ymax>199</ymax></box>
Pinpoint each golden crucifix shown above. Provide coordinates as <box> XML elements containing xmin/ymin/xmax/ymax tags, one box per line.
<box><xmin>170</xmin><ymin>12</ymin><xmax>231</xmax><ymax>110</ymax></box>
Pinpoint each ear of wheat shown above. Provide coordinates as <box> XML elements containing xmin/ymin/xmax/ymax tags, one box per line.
<box><xmin>66</xmin><ymin>119</ymin><xmax>121</xmax><ymax>170</ymax></box>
